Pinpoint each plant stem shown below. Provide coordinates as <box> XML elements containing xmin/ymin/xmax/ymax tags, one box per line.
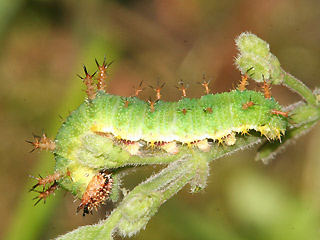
<box><xmin>96</xmin><ymin>210</ymin><xmax>122</xmax><ymax>239</ymax></box>
<box><xmin>281</xmin><ymin>69</ymin><xmax>317</xmax><ymax>105</ymax></box>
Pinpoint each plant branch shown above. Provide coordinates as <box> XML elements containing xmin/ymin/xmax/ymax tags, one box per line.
<box><xmin>281</xmin><ymin>69</ymin><xmax>318</xmax><ymax>105</ymax></box>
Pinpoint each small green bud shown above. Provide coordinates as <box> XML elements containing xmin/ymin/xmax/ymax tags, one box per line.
<box><xmin>236</xmin><ymin>32</ymin><xmax>270</xmax><ymax>57</ymax></box>
<box><xmin>235</xmin><ymin>32</ymin><xmax>282</xmax><ymax>84</ymax></box>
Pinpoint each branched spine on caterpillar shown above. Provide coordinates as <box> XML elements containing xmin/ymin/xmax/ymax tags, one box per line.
<box><xmin>29</xmin><ymin>58</ymin><xmax>289</xmax><ymax>216</ymax></box>
<box><xmin>122</xmin><ymin>97</ymin><xmax>131</xmax><ymax>108</ymax></box>
<box><xmin>148</xmin><ymin>97</ymin><xmax>158</xmax><ymax>112</ymax></box>
<box><xmin>29</xmin><ymin>172</ymin><xmax>61</xmax><ymax>191</ymax></box>
<box><xmin>262</xmin><ymin>80</ymin><xmax>272</xmax><ymax>99</ymax></box>
<box><xmin>150</xmin><ymin>80</ymin><xmax>165</xmax><ymax>100</ymax></box>
<box><xmin>95</xmin><ymin>57</ymin><xmax>113</xmax><ymax>92</ymax></box>
<box><xmin>133</xmin><ymin>80</ymin><xmax>145</xmax><ymax>97</ymax></box>
<box><xmin>241</xmin><ymin>97</ymin><xmax>258</xmax><ymax>110</ymax></box>
<box><xmin>203</xmin><ymin>107</ymin><xmax>213</xmax><ymax>113</ymax></box>
<box><xmin>77</xmin><ymin>65</ymin><xmax>97</xmax><ymax>100</ymax></box>
<box><xmin>32</xmin><ymin>182</ymin><xmax>59</xmax><ymax>206</ymax></box>
<box><xmin>197</xmin><ymin>74</ymin><xmax>211</xmax><ymax>95</ymax></box>
<box><xmin>271</xmin><ymin>109</ymin><xmax>289</xmax><ymax>118</ymax></box>
<box><xmin>238</xmin><ymin>72</ymin><xmax>249</xmax><ymax>92</ymax></box>
<box><xmin>176</xmin><ymin>81</ymin><xmax>189</xmax><ymax>97</ymax></box>
<box><xmin>27</xmin><ymin>133</ymin><xmax>55</xmax><ymax>153</ymax></box>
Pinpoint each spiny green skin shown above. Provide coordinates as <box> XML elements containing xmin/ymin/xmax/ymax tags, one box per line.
<box><xmin>54</xmin><ymin>90</ymin><xmax>288</xmax><ymax>199</ymax></box>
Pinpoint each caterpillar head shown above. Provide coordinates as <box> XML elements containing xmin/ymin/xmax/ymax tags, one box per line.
<box><xmin>77</xmin><ymin>170</ymin><xmax>113</xmax><ymax>216</ymax></box>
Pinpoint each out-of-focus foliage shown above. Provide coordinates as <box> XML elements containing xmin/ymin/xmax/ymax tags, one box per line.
<box><xmin>1</xmin><ymin>0</ymin><xmax>320</xmax><ymax>240</ymax></box>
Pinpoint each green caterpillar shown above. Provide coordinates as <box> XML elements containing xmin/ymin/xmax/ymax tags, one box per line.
<box><xmin>29</xmin><ymin>33</ymin><xmax>295</xmax><ymax>217</ymax></box>
<box><xmin>29</xmin><ymin>61</ymin><xmax>288</xmax><ymax>216</ymax></box>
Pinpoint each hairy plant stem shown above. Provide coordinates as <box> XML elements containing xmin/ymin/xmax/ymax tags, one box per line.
<box><xmin>281</xmin><ymin>69</ymin><xmax>318</xmax><ymax>105</ymax></box>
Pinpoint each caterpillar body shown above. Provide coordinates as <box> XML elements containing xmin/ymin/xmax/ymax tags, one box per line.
<box><xmin>29</xmin><ymin>61</ymin><xmax>288</xmax><ymax>216</ymax></box>
<box><xmin>58</xmin><ymin>90</ymin><xmax>286</xmax><ymax>153</ymax></box>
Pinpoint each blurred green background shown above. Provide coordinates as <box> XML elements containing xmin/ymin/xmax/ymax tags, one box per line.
<box><xmin>1</xmin><ymin>0</ymin><xmax>320</xmax><ymax>239</ymax></box>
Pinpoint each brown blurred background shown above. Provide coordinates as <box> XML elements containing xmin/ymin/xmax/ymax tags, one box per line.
<box><xmin>1</xmin><ymin>0</ymin><xmax>320</xmax><ymax>239</ymax></box>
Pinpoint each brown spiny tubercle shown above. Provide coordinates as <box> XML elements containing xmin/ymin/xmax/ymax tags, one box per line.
<box><xmin>197</xmin><ymin>74</ymin><xmax>211</xmax><ymax>95</ymax></box>
<box><xmin>78</xmin><ymin>65</ymin><xmax>97</xmax><ymax>100</ymax></box>
<box><xmin>95</xmin><ymin>57</ymin><xmax>113</xmax><ymax>92</ymax></box>
<box><xmin>29</xmin><ymin>172</ymin><xmax>61</xmax><ymax>191</ymax></box>
<box><xmin>148</xmin><ymin>97</ymin><xmax>158</xmax><ymax>112</ymax></box>
<box><xmin>122</xmin><ymin>98</ymin><xmax>131</xmax><ymax>108</ymax></box>
<box><xmin>32</xmin><ymin>181</ymin><xmax>59</xmax><ymax>206</ymax></box>
<box><xmin>238</xmin><ymin>72</ymin><xmax>249</xmax><ymax>91</ymax></box>
<box><xmin>27</xmin><ymin>133</ymin><xmax>55</xmax><ymax>153</ymax></box>
<box><xmin>133</xmin><ymin>80</ymin><xmax>144</xmax><ymax>97</ymax></box>
<box><xmin>29</xmin><ymin>169</ymin><xmax>72</xmax><ymax>192</ymax></box>
<box><xmin>238</xmin><ymin>67</ymin><xmax>254</xmax><ymax>91</ymax></box>
<box><xmin>262</xmin><ymin>80</ymin><xmax>271</xmax><ymax>99</ymax></box>
<box><xmin>271</xmin><ymin>109</ymin><xmax>289</xmax><ymax>117</ymax></box>
<box><xmin>203</xmin><ymin>107</ymin><xmax>213</xmax><ymax>113</ymax></box>
<box><xmin>176</xmin><ymin>81</ymin><xmax>188</xmax><ymax>98</ymax></box>
<box><xmin>150</xmin><ymin>80</ymin><xmax>165</xmax><ymax>100</ymax></box>
<box><xmin>242</xmin><ymin>98</ymin><xmax>256</xmax><ymax>110</ymax></box>
<box><xmin>179</xmin><ymin>108</ymin><xmax>190</xmax><ymax>115</ymax></box>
